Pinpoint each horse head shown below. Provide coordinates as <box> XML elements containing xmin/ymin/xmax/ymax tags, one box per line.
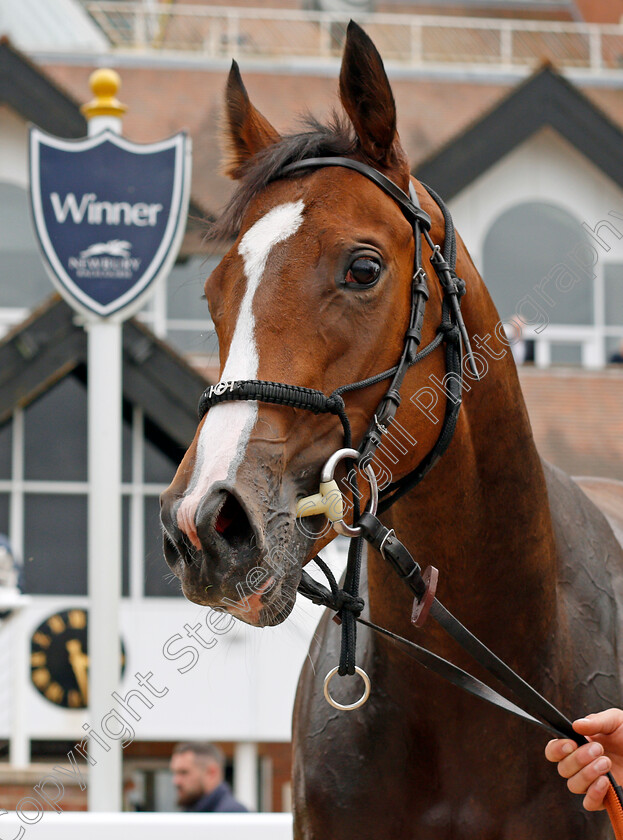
<box><xmin>160</xmin><ymin>22</ymin><xmax>477</xmax><ymax>626</ymax></box>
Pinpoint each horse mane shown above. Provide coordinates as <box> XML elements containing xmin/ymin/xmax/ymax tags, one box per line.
<box><xmin>209</xmin><ymin>112</ymin><xmax>357</xmax><ymax>242</ymax></box>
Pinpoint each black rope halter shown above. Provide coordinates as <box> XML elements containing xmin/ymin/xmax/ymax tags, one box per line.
<box><xmin>197</xmin><ymin>156</ymin><xmax>477</xmax><ymax>677</ymax></box>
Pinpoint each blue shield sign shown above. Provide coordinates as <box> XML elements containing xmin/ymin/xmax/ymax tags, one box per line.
<box><xmin>29</xmin><ymin>128</ymin><xmax>191</xmax><ymax>319</ymax></box>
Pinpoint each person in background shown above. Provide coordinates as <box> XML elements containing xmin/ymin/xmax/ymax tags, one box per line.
<box><xmin>609</xmin><ymin>338</ymin><xmax>623</xmax><ymax>363</ymax></box>
<box><xmin>545</xmin><ymin>709</ymin><xmax>623</xmax><ymax>811</ymax></box>
<box><xmin>170</xmin><ymin>741</ymin><xmax>249</xmax><ymax>812</ymax></box>
<box><xmin>503</xmin><ymin>314</ymin><xmax>535</xmax><ymax>365</ymax></box>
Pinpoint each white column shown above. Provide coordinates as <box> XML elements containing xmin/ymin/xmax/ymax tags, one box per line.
<box><xmin>500</xmin><ymin>22</ymin><xmax>513</xmax><ymax>68</ymax></box>
<box><xmin>592</xmin><ymin>260</ymin><xmax>606</xmax><ymax>369</ymax></box>
<box><xmin>86</xmin><ymin>319</ymin><xmax>123</xmax><ymax>811</ymax></box>
<box><xmin>9</xmin><ymin>407</ymin><xmax>28</xmax><ymax>767</ymax></box>
<box><xmin>583</xmin><ymin>336</ymin><xmax>604</xmax><ymax>369</ymax></box>
<box><xmin>9</xmin><ymin>408</ymin><xmax>24</xmax><ymax>563</ymax></box>
<box><xmin>234</xmin><ymin>741</ymin><xmax>258</xmax><ymax>811</ymax></box>
<box><xmin>535</xmin><ymin>339</ymin><xmax>551</xmax><ymax>369</ymax></box>
<box><xmin>130</xmin><ymin>406</ymin><xmax>145</xmax><ymax>600</ymax></box>
<box><xmin>9</xmin><ymin>607</ymin><xmax>30</xmax><ymax>767</ymax></box>
<box><xmin>588</xmin><ymin>26</ymin><xmax>602</xmax><ymax>73</ymax></box>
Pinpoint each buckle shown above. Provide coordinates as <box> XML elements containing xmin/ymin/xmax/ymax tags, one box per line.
<box><xmin>378</xmin><ymin>528</ymin><xmax>396</xmax><ymax>559</ymax></box>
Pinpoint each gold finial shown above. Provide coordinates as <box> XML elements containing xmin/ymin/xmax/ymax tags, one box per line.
<box><xmin>81</xmin><ymin>68</ymin><xmax>127</xmax><ymax>120</ymax></box>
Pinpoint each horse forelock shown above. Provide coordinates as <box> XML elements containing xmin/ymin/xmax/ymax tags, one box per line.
<box><xmin>209</xmin><ymin>112</ymin><xmax>358</xmax><ymax>243</ymax></box>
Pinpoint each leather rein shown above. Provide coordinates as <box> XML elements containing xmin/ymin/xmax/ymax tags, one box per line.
<box><xmin>197</xmin><ymin>157</ymin><xmax>623</xmax><ymax>829</ymax></box>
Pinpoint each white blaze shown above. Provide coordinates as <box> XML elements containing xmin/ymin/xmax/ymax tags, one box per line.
<box><xmin>177</xmin><ymin>200</ymin><xmax>305</xmax><ymax>543</ymax></box>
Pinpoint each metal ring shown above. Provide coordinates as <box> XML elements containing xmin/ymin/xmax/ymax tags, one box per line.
<box><xmin>319</xmin><ymin>448</ymin><xmax>378</xmax><ymax>537</ymax></box>
<box><xmin>323</xmin><ymin>666</ymin><xmax>371</xmax><ymax>711</ymax></box>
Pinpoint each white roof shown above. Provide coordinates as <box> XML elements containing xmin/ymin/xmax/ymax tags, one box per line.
<box><xmin>0</xmin><ymin>0</ymin><xmax>109</xmax><ymax>53</ymax></box>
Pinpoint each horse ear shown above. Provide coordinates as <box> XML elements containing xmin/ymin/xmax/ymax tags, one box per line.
<box><xmin>339</xmin><ymin>21</ymin><xmax>403</xmax><ymax>169</ymax></box>
<box><xmin>222</xmin><ymin>61</ymin><xmax>281</xmax><ymax>179</ymax></box>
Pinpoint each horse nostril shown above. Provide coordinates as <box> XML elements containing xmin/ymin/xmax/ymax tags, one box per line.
<box><xmin>162</xmin><ymin>523</ymin><xmax>198</xmax><ymax>568</ymax></box>
<box><xmin>163</xmin><ymin>531</ymin><xmax>180</xmax><ymax>568</ymax></box>
<box><xmin>213</xmin><ymin>491</ymin><xmax>255</xmax><ymax>550</ymax></box>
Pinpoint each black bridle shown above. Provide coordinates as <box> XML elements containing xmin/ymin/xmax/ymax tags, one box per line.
<box><xmin>198</xmin><ymin>156</ymin><xmax>477</xmax><ymax>509</ymax></box>
<box><xmin>198</xmin><ymin>155</ymin><xmax>476</xmax><ymax>679</ymax></box>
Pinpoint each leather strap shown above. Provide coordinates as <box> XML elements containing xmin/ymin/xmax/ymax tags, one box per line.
<box><xmin>281</xmin><ymin>157</ymin><xmax>432</xmax><ymax>231</ymax></box>
<box><xmin>427</xmin><ymin>598</ymin><xmax>579</xmax><ymax>739</ymax></box>
<box><xmin>356</xmin><ymin>617</ymin><xmax>570</xmax><ymax>738</ymax></box>
<box><xmin>356</xmin><ymin>514</ymin><xmax>583</xmax><ymax>739</ymax></box>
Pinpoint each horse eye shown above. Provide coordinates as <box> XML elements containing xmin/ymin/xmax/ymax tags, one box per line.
<box><xmin>345</xmin><ymin>257</ymin><xmax>381</xmax><ymax>287</ymax></box>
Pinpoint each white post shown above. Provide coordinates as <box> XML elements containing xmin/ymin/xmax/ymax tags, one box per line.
<box><xmin>410</xmin><ymin>22</ymin><xmax>423</xmax><ymax>66</ymax></box>
<box><xmin>582</xmin><ymin>336</ymin><xmax>604</xmax><ymax>369</ymax></box>
<box><xmin>588</xmin><ymin>26</ymin><xmax>602</xmax><ymax>73</ymax></box>
<box><xmin>86</xmin><ymin>319</ymin><xmax>123</xmax><ymax>811</ymax></box>
<box><xmin>8</xmin><ymin>605</ymin><xmax>30</xmax><ymax>767</ymax></box>
<box><xmin>83</xmin><ymin>70</ymin><xmax>126</xmax><ymax>812</ymax></box>
<box><xmin>130</xmin><ymin>406</ymin><xmax>145</xmax><ymax>600</ymax></box>
<box><xmin>8</xmin><ymin>408</ymin><xmax>28</xmax><ymax>767</ymax></box>
<box><xmin>500</xmin><ymin>22</ymin><xmax>513</xmax><ymax>68</ymax></box>
<box><xmin>535</xmin><ymin>339</ymin><xmax>551</xmax><ymax>368</ymax></box>
<box><xmin>227</xmin><ymin>10</ymin><xmax>240</xmax><ymax>60</ymax></box>
<box><xmin>233</xmin><ymin>741</ymin><xmax>258</xmax><ymax>811</ymax></box>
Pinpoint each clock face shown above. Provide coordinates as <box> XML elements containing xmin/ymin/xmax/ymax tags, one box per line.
<box><xmin>30</xmin><ymin>609</ymin><xmax>125</xmax><ymax>708</ymax></box>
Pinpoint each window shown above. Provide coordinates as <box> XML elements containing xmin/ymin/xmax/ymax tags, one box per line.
<box><xmin>607</xmin><ymin>336</ymin><xmax>623</xmax><ymax>364</ymax></box>
<box><xmin>0</xmin><ymin>421</ymin><xmax>11</xmax><ymax>479</ymax></box>
<box><xmin>1</xmin><ymin>374</ymin><xmax>182</xmax><ymax>598</ymax></box>
<box><xmin>144</xmin><ymin>430</ymin><xmax>178</xmax><ymax>485</ymax></box>
<box><xmin>0</xmin><ymin>494</ymin><xmax>8</xmax><ymax>537</ymax></box>
<box><xmin>604</xmin><ymin>264</ymin><xmax>623</xmax><ymax>326</ymax></box>
<box><xmin>0</xmin><ymin>182</ymin><xmax>51</xmax><ymax>312</ymax></box>
<box><xmin>144</xmin><ymin>496</ymin><xmax>179</xmax><ymax>597</ymax></box>
<box><xmin>140</xmin><ymin>255</ymin><xmax>221</xmax><ymax>360</ymax></box>
<box><xmin>23</xmin><ymin>494</ymin><xmax>87</xmax><ymax>595</ymax></box>
<box><xmin>550</xmin><ymin>343</ymin><xmax>583</xmax><ymax>365</ymax></box>
<box><xmin>482</xmin><ymin>202</ymin><xmax>623</xmax><ymax>367</ymax></box>
<box><xmin>24</xmin><ymin>376</ymin><xmax>88</xmax><ymax>482</ymax></box>
<box><xmin>604</xmin><ymin>264</ymin><xmax>623</xmax><ymax>364</ymax></box>
<box><xmin>483</xmin><ymin>201</ymin><xmax>593</xmax><ymax>326</ymax></box>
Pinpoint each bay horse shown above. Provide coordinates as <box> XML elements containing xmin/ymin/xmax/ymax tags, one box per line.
<box><xmin>160</xmin><ymin>21</ymin><xmax>623</xmax><ymax>839</ymax></box>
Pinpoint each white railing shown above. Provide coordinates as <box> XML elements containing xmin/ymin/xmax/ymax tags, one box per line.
<box><xmin>0</xmin><ymin>812</ymin><xmax>293</xmax><ymax>839</ymax></box>
<box><xmin>515</xmin><ymin>324</ymin><xmax>623</xmax><ymax>368</ymax></box>
<box><xmin>82</xmin><ymin>2</ymin><xmax>623</xmax><ymax>73</ymax></box>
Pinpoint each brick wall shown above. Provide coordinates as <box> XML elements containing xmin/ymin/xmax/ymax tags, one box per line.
<box><xmin>0</xmin><ymin>764</ymin><xmax>88</xmax><ymax>812</ymax></box>
<box><xmin>520</xmin><ymin>366</ymin><xmax>623</xmax><ymax>481</ymax></box>
<box><xmin>0</xmin><ymin>741</ymin><xmax>293</xmax><ymax>814</ymax></box>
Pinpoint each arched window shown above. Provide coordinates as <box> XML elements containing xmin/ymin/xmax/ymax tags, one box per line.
<box><xmin>483</xmin><ymin>202</ymin><xmax>601</xmax><ymax>365</ymax></box>
<box><xmin>484</xmin><ymin>201</ymin><xmax>593</xmax><ymax>325</ymax></box>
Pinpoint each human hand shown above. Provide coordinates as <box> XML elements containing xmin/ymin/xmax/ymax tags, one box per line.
<box><xmin>545</xmin><ymin>709</ymin><xmax>623</xmax><ymax>811</ymax></box>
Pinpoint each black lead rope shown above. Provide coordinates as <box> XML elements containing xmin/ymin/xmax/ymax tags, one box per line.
<box><xmin>298</xmin><ymin>558</ymin><xmax>572</xmax><ymax>739</ymax></box>
<box><xmin>300</xmin><ymin>553</ymin><xmax>623</xmax><ymax>810</ymax></box>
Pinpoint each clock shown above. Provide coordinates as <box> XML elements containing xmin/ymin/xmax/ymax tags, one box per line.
<box><xmin>30</xmin><ymin>608</ymin><xmax>125</xmax><ymax>708</ymax></box>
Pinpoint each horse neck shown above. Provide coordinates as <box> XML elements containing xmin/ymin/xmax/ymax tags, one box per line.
<box><xmin>369</xmin><ymin>259</ymin><xmax>559</xmax><ymax>666</ymax></box>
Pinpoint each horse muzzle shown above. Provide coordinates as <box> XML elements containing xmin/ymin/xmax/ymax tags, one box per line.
<box><xmin>160</xmin><ymin>476</ymin><xmax>308</xmax><ymax>626</ymax></box>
